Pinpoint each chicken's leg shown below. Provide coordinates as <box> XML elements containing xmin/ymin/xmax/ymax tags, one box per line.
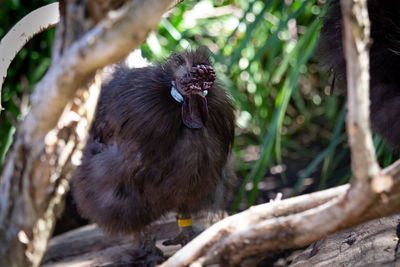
<box><xmin>130</xmin><ymin>229</ymin><xmax>165</xmax><ymax>266</ymax></box>
<box><xmin>162</xmin><ymin>216</ymin><xmax>201</xmax><ymax>246</ymax></box>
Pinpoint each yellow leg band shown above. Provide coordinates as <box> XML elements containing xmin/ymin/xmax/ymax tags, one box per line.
<box><xmin>178</xmin><ymin>218</ymin><xmax>192</xmax><ymax>227</ymax></box>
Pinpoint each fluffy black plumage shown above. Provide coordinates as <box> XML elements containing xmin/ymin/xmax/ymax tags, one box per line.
<box><xmin>319</xmin><ymin>0</ymin><xmax>400</xmax><ymax>147</ymax></box>
<box><xmin>71</xmin><ymin>49</ymin><xmax>236</xmax><ymax>235</ymax></box>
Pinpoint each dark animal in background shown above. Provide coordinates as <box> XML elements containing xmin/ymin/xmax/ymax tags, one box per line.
<box><xmin>71</xmin><ymin>49</ymin><xmax>236</xmax><ymax>254</ymax></box>
<box><xmin>319</xmin><ymin>0</ymin><xmax>400</xmax><ymax>147</ymax></box>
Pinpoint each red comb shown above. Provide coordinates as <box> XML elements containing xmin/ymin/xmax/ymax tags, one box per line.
<box><xmin>179</xmin><ymin>64</ymin><xmax>216</xmax><ymax>93</ymax></box>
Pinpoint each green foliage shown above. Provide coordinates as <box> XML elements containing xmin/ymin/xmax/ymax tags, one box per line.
<box><xmin>144</xmin><ymin>0</ymin><xmax>352</xmax><ymax>209</ymax></box>
<box><xmin>144</xmin><ymin>0</ymin><xmax>393</xmax><ymax>210</ymax></box>
<box><xmin>0</xmin><ymin>0</ymin><xmax>394</xmax><ymax>209</ymax></box>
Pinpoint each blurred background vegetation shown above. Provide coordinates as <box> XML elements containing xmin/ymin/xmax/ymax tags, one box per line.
<box><xmin>0</xmin><ymin>0</ymin><xmax>394</xmax><ymax>216</ymax></box>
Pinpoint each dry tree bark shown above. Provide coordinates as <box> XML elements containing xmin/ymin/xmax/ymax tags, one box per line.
<box><xmin>160</xmin><ymin>0</ymin><xmax>400</xmax><ymax>265</ymax></box>
<box><xmin>289</xmin><ymin>213</ymin><xmax>400</xmax><ymax>267</ymax></box>
<box><xmin>0</xmin><ymin>1</ymin><xmax>174</xmax><ymax>266</ymax></box>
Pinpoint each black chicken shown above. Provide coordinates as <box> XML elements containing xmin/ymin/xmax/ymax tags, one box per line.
<box><xmin>71</xmin><ymin>49</ymin><xmax>236</xmax><ymax>256</ymax></box>
<box><xmin>319</xmin><ymin>0</ymin><xmax>400</xmax><ymax>147</ymax></box>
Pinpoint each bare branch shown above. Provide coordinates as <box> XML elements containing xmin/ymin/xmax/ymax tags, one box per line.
<box><xmin>160</xmin><ymin>160</ymin><xmax>400</xmax><ymax>266</ymax></box>
<box><xmin>0</xmin><ymin>3</ymin><xmax>60</xmax><ymax>113</ymax></box>
<box><xmin>23</xmin><ymin>0</ymin><xmax>174</xmax><ymax>145</ymax></box>
<box><xmin>341</xmin><ymin>0</ymin><xmax>379</xmax><ymax>181</ymax></box>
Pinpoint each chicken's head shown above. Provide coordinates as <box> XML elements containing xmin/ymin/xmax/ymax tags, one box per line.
<box><xmin>171</xmin><ymin>64</ymin><xmax>216</xmax><ymax>129</ymax></box>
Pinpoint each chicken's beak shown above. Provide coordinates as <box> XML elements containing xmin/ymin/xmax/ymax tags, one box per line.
<box><xmin>192</xmin><ymin>90</ymin><xmax>205</xmax><ymax>98</ymax></box>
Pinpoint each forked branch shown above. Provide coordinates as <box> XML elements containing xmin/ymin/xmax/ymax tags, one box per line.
<box><xmin>160</xmin><ymin>0</ymin><xmax>398</xmax><ymax>265</ymax></box>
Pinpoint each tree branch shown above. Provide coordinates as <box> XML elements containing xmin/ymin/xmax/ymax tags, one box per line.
<box><xmin>341</xmin><ymin>0</ymin><xmax>378</xmax><ymax>181</ymax></box>
<box><xmin>0</xmin><ymin>3</ymin><xmax>60</xmax><ymax>113</ymax></box>
<box><xmin>160</xmin><ymin>160</ymin><xmax>400</xmax><ymax>266</ymax></box>
<box><xmin>23</xmin><ymin>0</ymin><xmax>173</xmax><ymax>144</ymax></box>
